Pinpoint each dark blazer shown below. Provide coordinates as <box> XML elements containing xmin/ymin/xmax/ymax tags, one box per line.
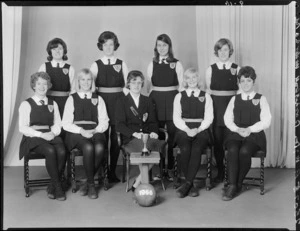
<box><xmin>115</xmin><ymin>93</ymin><xmax>159</xmax><ymax>144</ymax></box>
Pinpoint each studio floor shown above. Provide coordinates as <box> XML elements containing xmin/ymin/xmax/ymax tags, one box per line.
<box><xmin>2</xmin><ymin>164</ymin><xmax>295</xmax><ymax>230</ymax></box>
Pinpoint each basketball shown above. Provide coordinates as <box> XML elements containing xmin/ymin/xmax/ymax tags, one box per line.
<box><xmin>134</xmin><ymin>183</ymin><xmax>157</xmax><ymax>207</ymax></box>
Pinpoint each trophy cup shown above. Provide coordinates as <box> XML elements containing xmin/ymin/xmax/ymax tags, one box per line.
<box><xmin>141</xmin><ymin>133</ymin><xmax>150</xmax><ymax>156</ymax></box>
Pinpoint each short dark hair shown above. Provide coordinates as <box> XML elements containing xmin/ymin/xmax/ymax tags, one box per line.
<box><xmin>238</xmin><ymin>66</ymin><xmax>257</xmax><ymax>81</ymax></box>
<box><xmin>126</xmin><ymin>70</ymin><xmax>145</xmax><ymax>89</ymax></box>
<box><xmin>46</xmin><ymin>38</ymin><xmax>68</xmax><ymax>61</ymax></box>
<box><xmin>30</xmin><ymin>72</ymin><xmax>52</xmax><ymax>91</ymax></box>
<box><xmin>97</xmin><ymin>31</ymin><xmax>120</xmax><ymax>51</ymax></box>
<box><xmin>153</xmin><ymin>34</ymin><xmax>175</xmax><ymax>63</ymax></box>
<box><xmin>214</xmin><ymin>38</ymin><xmax>234</xmax><ymax>57</ymax></box>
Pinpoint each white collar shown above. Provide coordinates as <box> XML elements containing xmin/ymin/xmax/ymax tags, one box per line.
<box><xmin>241</xmin><ymin>91</ymin><xmax>256</xmax><ymax>100</ymax></box>
<box><xmin>186</xmin><ymin>88</ymin><xmax>200</xmax><ymax>97</ymax></box>
<box><xmin>217</xmin><ymin>61</ymin><xmax>232</xmax><ymax>70</ymax></box>
<box><xmin>159</xmin><ymin>56</ymin><xmax>169</xmax><ymax>64</ymax></box>
<box><xmin>32</xmin><ymin>95</ymin><xmax>48</xmax><ymax>104</ymax></box>
<box><xmin>129</xmin><ymin>92</ymin><xmax>140</xmax><ymax>107</ymax></box>
<box><xmin>77</xmin><ymin>91</ymin><xmax>92</xmax><ymax>99</ymax></box>
<box><xmin>51</xmin><ymin>60</ymin><xmax>64</xmax><ymax>68</ymax></box>
<box><xmin>102</xmin><ymin>56</ymin><xmax>116</xmax><ymax>64</ymax></box>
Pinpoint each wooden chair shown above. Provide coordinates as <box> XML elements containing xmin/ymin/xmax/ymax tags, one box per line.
<box><xmin>224</xmin><ymin>150</ymin><xmax>266</xmax><ymax>195</ymax></box>
<box><xmin>173</xmin><ymin>126</ymin><xmax>215</xmax><ymax>191</ymax></box>
<box><xmin>24</xmin><ymin>151</ymin><xmax>65</xmax><ymax>197</ymax></box>
<box><xmin>67</xmin><ymin>148</ymin><xmax>109</xmax><ymax>193</ymax></box>
<box><xmin>117</xmin><ymin>131</ymin><xmax>167</xmax><ymax>192</ymax></box>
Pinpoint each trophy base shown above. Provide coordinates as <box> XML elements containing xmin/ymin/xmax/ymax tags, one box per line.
<box><xmin>141</xmin><ymin>151</ymin><xmax>149</xmax><ymax>156</ymax></box>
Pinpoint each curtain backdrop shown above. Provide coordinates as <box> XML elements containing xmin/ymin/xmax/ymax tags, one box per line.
<box><xmin>2</xmin><ymin>3</ymin><xmax>22</xmax><ymax>152</ymax></box>
<box><xmin>196</xmin><ymin>3</ymin><xmax>295</xmax><ymax>168</ymax></box>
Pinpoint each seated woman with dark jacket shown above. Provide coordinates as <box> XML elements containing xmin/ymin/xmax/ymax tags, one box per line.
<box><xmin>115</xmin><ymin>70</ymin><xmax>165</xmax><ymax>191</ymax></box>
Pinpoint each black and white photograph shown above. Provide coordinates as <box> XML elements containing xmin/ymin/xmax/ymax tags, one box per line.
<box><xmin>2</xmin><ymin>1</ymin><xmax>297</xmax><ymax>229</ymax></box>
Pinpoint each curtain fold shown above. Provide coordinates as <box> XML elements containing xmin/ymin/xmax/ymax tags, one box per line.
<box><xmin>2</xmin><ymin>3</ymin><xmax>22</xmax><ymax>150</ymax></box>
<box><xmin>196</xmin><ymin>3</ymin><xmax>295</xmax><ymax>168</ymax></box>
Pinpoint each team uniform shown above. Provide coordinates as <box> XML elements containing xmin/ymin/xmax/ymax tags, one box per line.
<box><xmin>207</xmin><ymin>61</ymin><xmax>240</xmax><ymax>180</ymax></box>
<box><xmin>19</xmin><ymin>96</ymin><xmax>66</xmax><ymax>195</ymax></box>
<box><xmin>62</xmin><ymin>92</ymin><xmax>109</xmax><ymax>185</ymax></box>
<box><xmin>224</xmin><ymin>91</ymin><xmax>271</xmax><ymax>189</ymax></box>
<box><xmin>147</xmin><ymin>57</ymin><xmax>183</xmax><ymax>173</ymax></box>
<box><xmin>90</xmin><ymin>56</ymin><xmax>128</xmax><ymax>181</ymax></box>
<box><xmin>173</xmin><ymin>89</ymin><xmax>213</xmax><ymax>185</ymax></box>
<box><xmin>39</xmin><ymin>60</ymin><xmax>75</xmax><ymax>117</ymax></box>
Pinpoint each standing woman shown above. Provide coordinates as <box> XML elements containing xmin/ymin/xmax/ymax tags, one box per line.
<box><xmin>173</xmin><ymin>68</ymin><xmax>213</xmax><ymax>198</ymax></box>
<box><xmin>38</xmin><ymin>38</ymin><xmax>75</xmax><ymax>118</ymax></box>
<box><xmin>90</xmin><ymin>31</ymin><xmax>129</xmax><ymax>183</ymax></box>
<box><xmin>62</xmin><ymin>68</ymin><xmax>109</xmax><ymax>199</ymax></box>
<box><xmin>205</xmin><ymin>38</ymin><xmax>240</xmax><ymax>183</ymax></box>
<box><xmin>19</xmin><ymin>72</ymin><xmax>67</xmax><ymax>201</ymax></box>
<box><xmin>223</xmin><ymin>66</ymin><xmax>271</xmax><ymax>200</ymax></box>
<box><xmin>147</xmin><ymin>34</ymin><xmax>184</xmax><ymax>180</ymax></box>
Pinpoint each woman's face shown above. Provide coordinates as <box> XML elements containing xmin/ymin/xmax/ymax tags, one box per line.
<box><xmin>156</xmin><ymin>40</ymin><xmax>169</xmax><ymax>57</ymax></box>
<box><xmin>51</xmin><ymin>44</ymin><xmax>64</xmax><ymax>61</ymax></box>
<box><xmin>129</xmin><ymin>76</ymin><xmax>143</xmax><ymax>94</ymax></box>
<box><xmin>185</xmin><ymin>73</ymin><xmax>198</xmax><ymax>89</ymax></box>
<box><xmin>79</xmin><ymin>73</ymin><xmax>92</xmax><ymax>92</ymax></box>
<box><xmin>239</xmin><ymin>76</ymin><xmax>254</xmax><ymax>93</ymax></box>
<box><xmin>34</xmin><ymin>77</ymin><xmax>48</xmax><ymax>97</ymax></box>
<box><xmin>217</xmin><ymin>44</ymin><xmax>230</xmax><ymax>62</ymax></box>
<box><xmin>102</xmin><ymin>39</ymin><xmax>115</xmax><ymax>57</ymax></box>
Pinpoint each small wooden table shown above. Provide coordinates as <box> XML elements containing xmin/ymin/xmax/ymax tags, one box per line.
<box><xmin>130</xmin><ymin>151</ymin><xmax>160</xmax><ymax>184</ymax></box>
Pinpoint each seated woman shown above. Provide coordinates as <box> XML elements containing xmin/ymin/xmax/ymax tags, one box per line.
<box><xmin>173</xmin><ymin>68</ymin><xmax>214</xmax><ymax>198</ymax></box>
<box><xmin>115</xmin><ymin>70</ymin><xmax>165</xmax><ymax>191</ymax></box>
<box><xmin>62</xmin><ymin>68</ymin><xmax>109</xmax><ymax>199</ymax></box>
<box><xmin>223</xmin><ymin>66</ymin><xmax>271</xmax><ymax>201</ymax></box>
<box><xmin>19</xmin><ymin>72</ymin><xmax>67</xmax><ymax>201</ymax></box>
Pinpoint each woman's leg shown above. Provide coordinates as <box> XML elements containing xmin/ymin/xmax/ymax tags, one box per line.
<box><xmin>176</xmin><ymin>131</ymin><xmax>192</xmax><ymax>179</ymax></box>
<box><xmin>213</xmin><ymin>125</ymin><xmax>226</xmax><ymax>181</ymax></box>
<box><xmin>108</xmin><ymin>125</ymin><xmax>121</xmax><ymax>182</ymax></box>
<box><xmin>237</xmin><ymin>141</ymin><xmax>260</xmax><ymax>188</ymax></box>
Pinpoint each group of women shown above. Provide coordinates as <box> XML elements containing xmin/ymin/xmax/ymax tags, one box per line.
<box><xmin>18</xmin><ymin>31</ymin><xmax>271</xmax><ymax>202</ymax></box>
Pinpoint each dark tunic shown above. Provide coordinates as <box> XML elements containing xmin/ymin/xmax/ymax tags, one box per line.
<box><xmin>115</xmin><ymin>93</ymin><xmax>159</xmax><ymax>145</ymax></box>
<box><xmin>95</xmin><ymin>59</ymin><xmax>125</xmax><ymax>125</ymax></box>
<box><xmin>149</xmin><ymin>59</ymin><xmax>179</xmax><ymax>121</ymax></box>
<box><xmin>175</xmin><ymin>90</ymin><xmax>210</xmax><ymax>143</ymax></box>
<box><xmin>210</xmin><ymin>63</ymin><xmax>238</xmax><ymax>126</ymax></box>
<box><xmin>224</xmin><ymin>93</ymin><xmax>267</xmax><ymax>152</ymax></box>
<box><xmin>45</xmin><ymin>62</ymin><xmax>71</xmax><ymax>117</ymax></box>
<box><xmin>64</xmin><ymin>93</ymin><xmax>106</xmax><ymax>151</ymax></box>
<box><xmin>19</xmin><ymin>98</ymin><xmax>63</xmax><ymax>160</ymax></box>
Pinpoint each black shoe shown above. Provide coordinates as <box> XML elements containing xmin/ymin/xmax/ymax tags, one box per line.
<box><xmin>188</xmin><ymin>185</ymin><xmax>199</xmax><ymax>197</ymax></box>
<box><xmin>222</xmin><ymin>184</ymin><xmax>237</xmax><ymax>201</ymax></box>
<box><xmin>61</xmin><ymin>178</ymin><xmax>70</xmax><ymax>192</ymax></box>
<box><xmin>88</xmin><ymin>183</ymin><xmax>98</xmax><ymax>199</ymax></box>
<box><xmin>176</xmin><ymin>182</ymin><xmax>192</xmax><ymax>198</ymax></box>
<box><xmin>109</xmin><ymin>173</ymin><xmax>121</xmax><ymax>183</ymax></box>
<box><xmin>79</xmin><ymin>182</ymin><xmax>88</xmax><ymax>196</ymax></box>
<box><xmin>47</xmin><ymin>182</ymin><xmax>56</xmax><ymax>199</ymax></box>
<box><xmin>130</xmin><ymin>180</ymin><xmax>137</xmax><ymax>192</ymax></box>
<box><xmin>55</xmin><ymin>182</ymin><xmax>66</xmax><ymax>201</ymax></box>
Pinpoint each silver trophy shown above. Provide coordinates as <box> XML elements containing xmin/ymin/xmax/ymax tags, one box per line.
<box><xmin>141</xmin><ymin>133</ymin><xmax>150</xmax><ymax>156</ymax></box>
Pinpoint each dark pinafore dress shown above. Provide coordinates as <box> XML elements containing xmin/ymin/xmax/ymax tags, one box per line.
<box><xmin>149</xmin><ymin>59</ymin><xmax>179</xmax><ymax>121</ymax></box>
<box><xmin>210</xmin><ymin>63</ymin><xmax>238</xmax><ymax>126</ymax></box>
<box><xmin>95</xmin><ymin>59</ymin><xmax>125</xmax><ymax>125</ymax></box>
<box><xmin>175</xmin><ymin>90</ymin><xmax>210</xmax><ymax>142</ymax></box>
<box><xmin>45</xmin><ymin>62</ymin><xmax>71</xmax><ymax>118</ymax></box>
<box><xmin>64</xmin><ymin>93</ymin><xmax>106</xmax><ymax>151</ymax></box>
<box><xmin>224</xmin><ymin>93</ymin><xmax>266</xmax><ymax>152</ymax></box>
<box><xmin>19</xmin><ymin>98</ymin><xmax>63</xmax><ymax>160</ymax></box>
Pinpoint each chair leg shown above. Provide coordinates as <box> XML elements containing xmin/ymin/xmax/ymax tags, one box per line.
<box><xmin>159</xmin><ymin>153</ymin><xmax>166</xmax><ymax>191</ymax></box>
<box><xmin>122</xmin><ymin>151</ymin><xmax>126</xmax><ymax>183</ymax></box>
<box><xmin>224</xmin><ymin>153</ymin><xmax>228</xmax><ymax>188</ymax></box>
<box><xmin>126</xmin><ymin>153</ymin><xmax>130</xmax><ymax>192</ymax></box>
<box><xmin>103</xmin><ymin>153</ymin><xmax>109</xmax><ymax>191</ymax></box>
<box><xmin>260</xmin><ymin>157</ymin><xmax>265</xmax><ymax>195</ymax></box>
<box><xmin>67</xmin><ymin>153</ymin><xmax>71</xmax><ymax>184</ymax></box>
<box><xmin>71</xmin><ymin>152</ymin><xmax>76</xmax><ymax>193</ymax></box>
<box><xmin>24</xmin><ymin>158</ymin><xmax>30</xmax><ymax>197</ymax></box>
<box><xmin>173</xmin><ymin>148</ymin><xmax>181</xmax><ymax>189</ymax></box>
<box><xmin>205</xmin><ymin>148</ymin><xmax>212</xmax><ymax>191</ymax></box>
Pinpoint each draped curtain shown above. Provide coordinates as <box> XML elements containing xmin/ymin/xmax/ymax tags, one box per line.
<box><xmin>196</xmin><ymin>3</ymin><xmax>295</xmax><ymax>168</ymax></box>
<box><xmin>2</xmin><ymin>3</ymin><xmax>22</xmax><ymax>153</ymax></box>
